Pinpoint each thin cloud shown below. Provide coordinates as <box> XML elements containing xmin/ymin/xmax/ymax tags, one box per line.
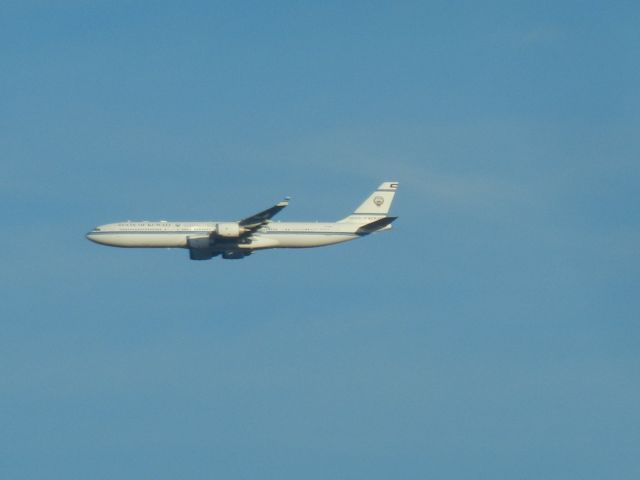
<box><xmin>520</xmin><ymin>25</ymin><xmax>562</xmax><ymax>48</ymax></box>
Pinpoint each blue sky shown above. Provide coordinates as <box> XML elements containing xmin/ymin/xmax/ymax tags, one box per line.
<box><xmin>1</xmin><ymin>1</ymin><xmax>639</xmax><ymax>478</ymax></box>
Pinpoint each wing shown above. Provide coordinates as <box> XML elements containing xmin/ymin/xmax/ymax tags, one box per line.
<box><xmin>239</xmin><ymin>197</ymin><xmax>290</xmax><ymax>230</ymax></box>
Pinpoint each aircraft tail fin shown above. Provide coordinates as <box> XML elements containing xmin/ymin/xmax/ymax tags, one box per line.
<box><xmin>338</xmin><ymin>181</ymin><xmax>399</xmax><ymax>223</ymax></box>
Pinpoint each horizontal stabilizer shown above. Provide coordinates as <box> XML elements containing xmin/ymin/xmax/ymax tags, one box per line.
<box><xmin>356</xmin><ymin>216</ymin><xmax>398</xmax><ymax>235</ymax></box>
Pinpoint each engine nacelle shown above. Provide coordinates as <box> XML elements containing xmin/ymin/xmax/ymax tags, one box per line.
<box><xmin>216</xmin><ymin>222</ymin><xmax>246</xmax><ymax>238</ymax></box>
<box><xmin>187</xmin><ymin>235</ymin><xmax>211</xmax><ymax>249</ymax></box>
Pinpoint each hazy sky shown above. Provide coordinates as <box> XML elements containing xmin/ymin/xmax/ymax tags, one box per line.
<box><xmin>2</xmin><ymin>2</ymin><xmax>639</xmax><ymax>479</ymax></box>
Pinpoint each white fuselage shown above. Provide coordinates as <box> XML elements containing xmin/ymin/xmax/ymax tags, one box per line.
<box><xmin>86</xmin><ymin>181</ymin><xmax>398</xmax><ymax>259</ymax></box>
<box><xmin>86</xmin><ymin>219</ymin><xmax>387</xmax><ymax>251</ymax></box>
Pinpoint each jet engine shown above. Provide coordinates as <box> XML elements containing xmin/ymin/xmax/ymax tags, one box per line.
<box><xmin>187</xmin><ymin>235</ymin><xmax>211</xmax><ymax>249</ymax></box>
<box><xmin>215</xmin><ymin>222</ymin><xmax>247</xmax><ymax>238</ymax></box>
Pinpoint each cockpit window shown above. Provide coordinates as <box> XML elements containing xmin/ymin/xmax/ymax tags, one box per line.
<box><xmin>94</xmin><ymin>227</ymin><xmax>101</xmax><ymax>231</ymax></box>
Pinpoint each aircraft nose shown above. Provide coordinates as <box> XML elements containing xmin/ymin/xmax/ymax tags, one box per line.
<box><xmin>86</xmin><ymin>231</ymin><xmax>97</xmax><ymax>243</ymax></box>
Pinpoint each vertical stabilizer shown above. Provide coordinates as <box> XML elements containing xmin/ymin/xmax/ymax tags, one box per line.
<box><xmin>339</xmin><ymin>181</ymin><xmax>399</xmax><ymax>223</ymax></box>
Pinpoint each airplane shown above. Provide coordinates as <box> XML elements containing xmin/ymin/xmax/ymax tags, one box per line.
<box><xmin>86</xmin><ymin>181</ymin><xmax>399</xmax><ymax>260</ymax></box>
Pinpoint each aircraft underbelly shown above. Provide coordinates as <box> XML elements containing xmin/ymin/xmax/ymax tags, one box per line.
<box><xmin>266</xmin><ymin>233</ymin><xmax>356</xmax><ymax>248</ymax></box>
<box><xmin>95</xmin><ymin>233</ymin><xmax>188</xmax><ymax>248</ymax></box>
